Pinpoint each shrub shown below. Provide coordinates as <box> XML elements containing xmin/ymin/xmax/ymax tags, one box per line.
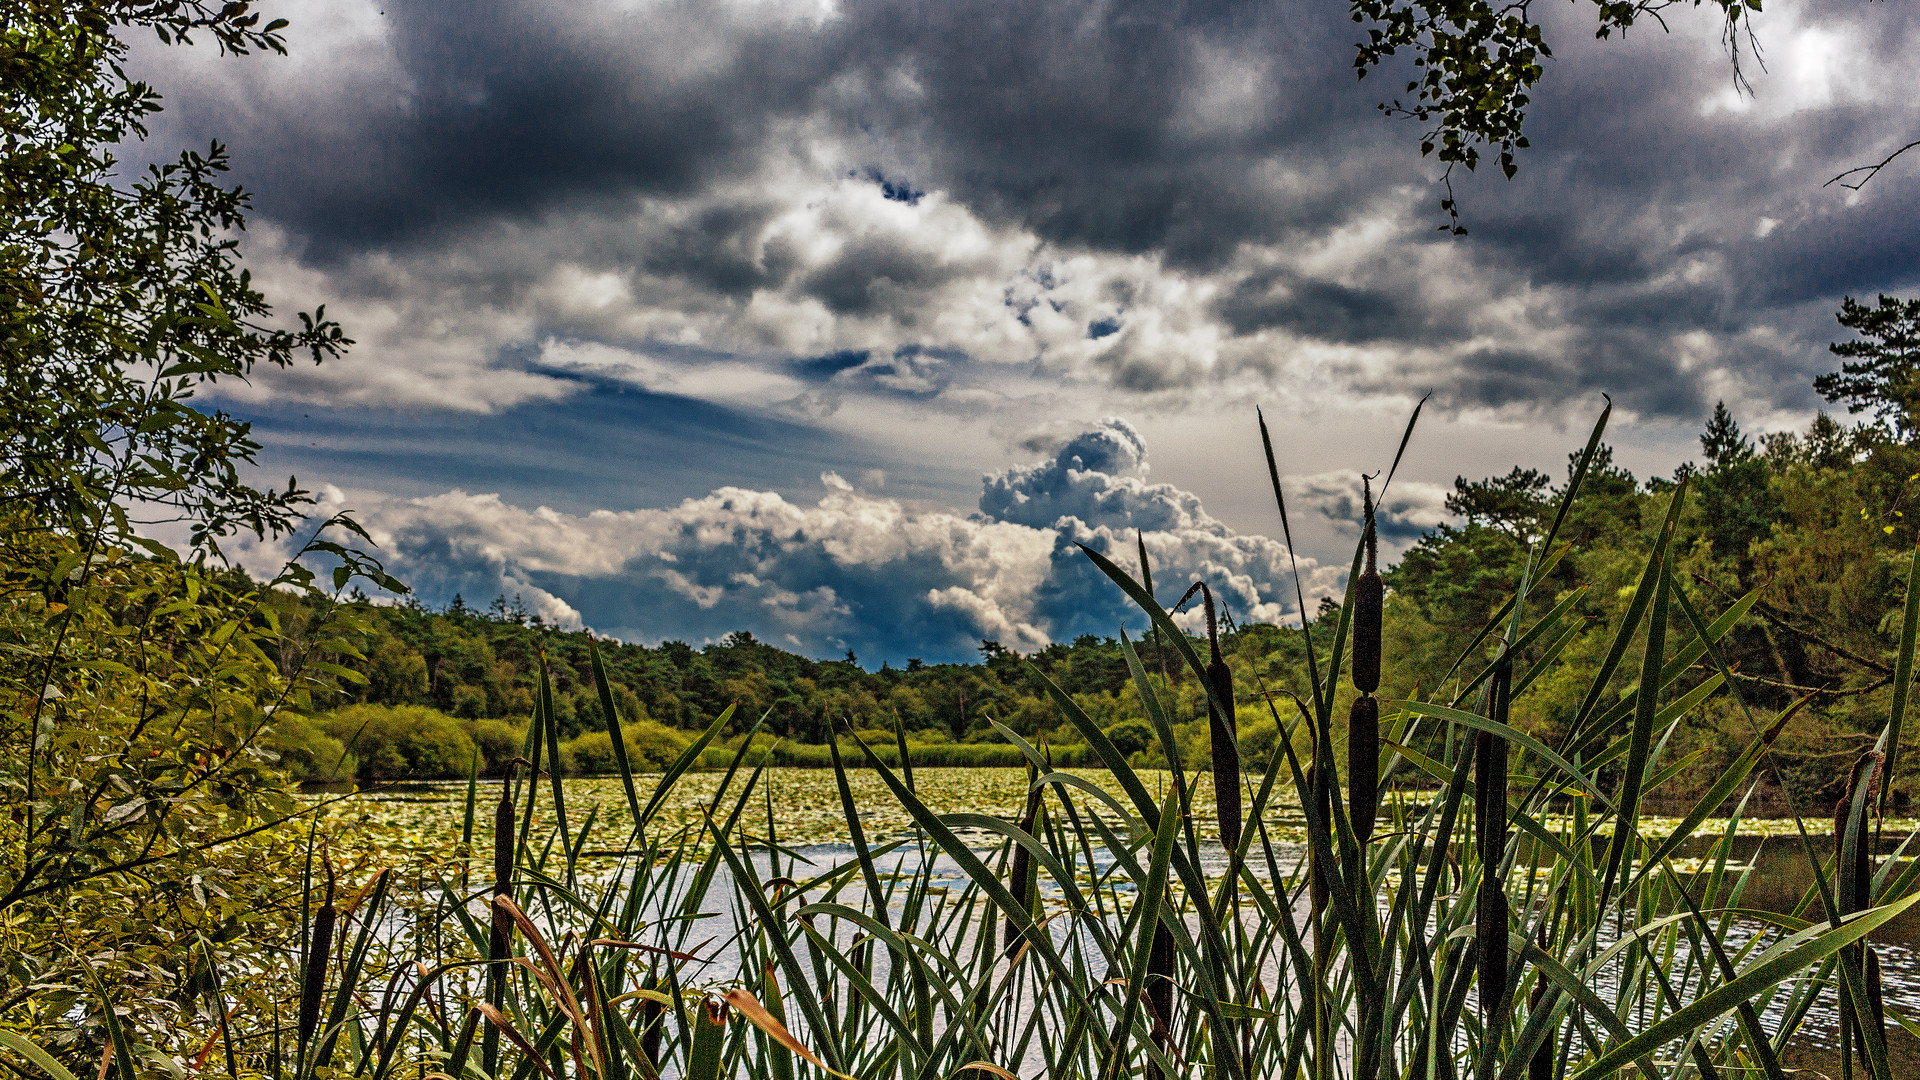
<box><xmin>560</xmin><ymin>720</ymin><xmax>693</xmax><ymax>774</ymax></box>
<box><xmin>266</xmin><ymin>714</ymin><xmax>355</xmax><ymax>783</ymax></box>
<box><xmin>465</xmin><ymin>717</ymin><xmax>527</xmax><ymax>776</ymax></box>
<box><xmin>324</xmin><ymin>705</ymin><xmax>478</xmax><ymax>781</ymax></box>
<box><xmin>1102</xmin><ymin>718</ymin><xmax>1156</xmax><ymax>758</ymax></box>
<box><xmin>708</xmin><ymin>733</ymin><xmax>1040</xmax><ymax>769</ymax></box>
<box><xmin>1236</xmin><ymin>717</ymin><xmax>1281</xmax><ymax>773</ymax></box>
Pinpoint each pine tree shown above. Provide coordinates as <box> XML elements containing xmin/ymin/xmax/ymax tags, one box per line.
<box><xmin>1815</xmin><ymin>295</ymin><xmax>1920</xmax><ymax>440</ymax></box>
<box><xmin>1700</xmin><ymin>401</ymin><xmax>1754</xmax><ymax>467</ymax></box>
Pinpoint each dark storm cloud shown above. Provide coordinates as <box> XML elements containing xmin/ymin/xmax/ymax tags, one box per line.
<box><xmin>147</xmin><ymin>0</ymin><xmax>1391</xmax><ymax>262</ymax></box>
<box><xmin>135</xmin><ymin>0</ymin><xmax>1920</xmax><ymax>424</ymax></box>
<box><xmin>221</xmin><ymin>3</ymin><xmax>840</xmax><ymax>252</ymax></box>
<box><xmin>1215</xmin><ymin>268</ymin><xmax>1474</xmax><ymax>344</ymax></box>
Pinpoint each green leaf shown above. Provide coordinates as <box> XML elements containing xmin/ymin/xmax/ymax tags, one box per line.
<box><xmin>0</xmin><ymin>1031</ymin><xmax>81</xmax><ymax>1080</ymax></box>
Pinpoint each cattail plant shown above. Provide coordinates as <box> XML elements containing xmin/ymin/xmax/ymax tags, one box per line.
<box><xmin>1350</xmin><ymin>478</ymin><xmax>1383</xmax><ymax>843</ymax></box>
<box><xmin>1352</xmin><ymin>476</ymin><xmax>1383</xmax><ymax>696</ymax></box>
<box><xmin>490</xmin><ymin>759</ymin><xmax>525</xmax><ymax>971</ymax></box>
<box><xmin>1347</xmin><ymin>695</ymin><xmax>1379</xmax><ymax>844</ymax></box>
<box><xmin>84</xmin><ymin>401</ymin><xmax>1920</xmax><ymax>1080</ymax></box>
<box><xmin>295</xmin><ymin>856</ymin><xmax>336</xmax><ymax>1066</ymax></box>
<box><xmin>485</xmin><ymin>758</ymin><xmax>527</xmax><ymax>1078</ymax></box>
<box><xmin>1176</xmin><ymin>580</ymin><xmax>1240</xmax><ymax>851</ymax></box>
<box><xmin>640</xmin><ymin>971</ymin><xmax>666</xmax><ymax>1069</ymax></box>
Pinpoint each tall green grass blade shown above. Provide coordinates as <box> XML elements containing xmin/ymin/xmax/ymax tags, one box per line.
<box><xmin>1599</xmin><ymin>537</ymin><xmax>1671</xmax><ymax>907</ymax></box>
<box><xmin>847</xmin><ymin>733</ymin><xmax>1123</xmax><ymax>1064</ymax></box>
<box><xmin>827</xmin><ymin>733</ymin><xmax>892</xmax><ymax>928</ymax></box>
<box><xmin>589</xmin><ymin>636</ymin><xmax>646</xmax><ymax>833</ymax></box>
<box><xmin>1258</xmin><ymin>407</ymin><xmax>1326</xmax><ymax>716</ymax></box>
<box><xmin>538</xmin><ymin>650</ymin><xmax>570</xmax><ymax>875</ymax></box>
<box><xmin>1650</xmin><ymin>856</ymin><xmax>1792</xmax><ymax>1080</ymax></box>
<box><xmin>891</xmin><ymin>709</ymin><xmax>916</xmax><ymax>794</ymax></box>
<box><xmin>706</xmin><ymin>815</ymin><xmax>847</xmax><ymax>1076</ymax></box>
<box><xmin>1024</xmin><ymin>657</ymin><xmax>1281</xmax><ymax>1052</ymax></box>
<box><xmin>1539</xmin><ymin>397</ymin><xmax>1611</xmax><ymax>559</ymax></box>
<box><xmin>1397</xmin><ymin>701</ymin><xmax>1612</xmax><ymax>814</ymax></box>
<box><xmin>92</xmin><ymin>981</ymin><xmax>137</xmax><ymax>1080</ymax></box>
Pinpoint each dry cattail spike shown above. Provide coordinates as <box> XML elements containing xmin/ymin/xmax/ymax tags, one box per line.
<box><xmin>1348</xmin><ymin>695</ymin><xmax>1380</xmax><ymax>844</ymax></box>
<box><xmin>1175</xmin><ymin>580</ymin><xmax>1242</xmax><ymax>852</ymax></box>
<box><xmin>1145</xmin><ymin>919</ymin><xmax>1175</xmax><ymax>1080</ymax></box>
<box><xmin>1477</xmin><ymin>665</ymin><xmax>1512</xmax><ymax>864</ymax></box>
<box><xmin>1477</xmin><ymin>874</ymin><xmax>1509</xmax><ymax>1028</ymax></box>
<box><xmin>297</xmin><ymin>856</ymin><xmax>337</xmax><ymax>1058</ymax></box>
<box><xmin>1352</xmin><ymin>476</ymin><xmax>1383</xmax><ymax>695</ymax></box>
<box><xmin>1205</xmin><ymin>584</ymin><xmax>1244</xmax><ymax>852</ymax></box>
<box><xmin>640</xmin><ymin>971</ymin><xmax>666</xmax><ymax>1068</ymax></box>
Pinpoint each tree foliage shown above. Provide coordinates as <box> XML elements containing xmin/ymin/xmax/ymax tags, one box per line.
<box><xmin>1814</xmin><ymin>295</ymin><xmax>1920</xmax><ymax>441</ymax></box>
<box><xmin>1</xmin><ymin>0</ymin><xmax>348</xmax><ymax>552</ymax></box>
<box><xmin>0</xmin><ymin>2</ymin><xmax>406</xmax><ymax>1060</ymax></box>
<box><xmin>1348</xmin><ymin>0</ymin><xmax>1761</xmax><ymax>227</ymax></box>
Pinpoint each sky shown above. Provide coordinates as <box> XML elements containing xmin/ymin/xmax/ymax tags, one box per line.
<box><xmin>127</xmin><ymin>0</ymin><xmax>1920</xmax><ymax>663</ymax></box>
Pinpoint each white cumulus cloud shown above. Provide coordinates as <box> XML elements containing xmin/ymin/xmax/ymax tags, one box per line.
<box><xmin>264</xmin><ymin>418</ymin><xmax>1335</xmax><ymax>661</ymax></box>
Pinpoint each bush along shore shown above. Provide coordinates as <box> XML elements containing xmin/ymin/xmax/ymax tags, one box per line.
<box><xmin>11</xmin><ymin>402</ymin><xmax>1920</xmax><ymax>1080</ymax></box>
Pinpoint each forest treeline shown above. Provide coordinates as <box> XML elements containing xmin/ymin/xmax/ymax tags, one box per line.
<box><xmin>279</xmin><ymin>393</ymin><xmax>1920</xmax><ymax>804</ymax></box>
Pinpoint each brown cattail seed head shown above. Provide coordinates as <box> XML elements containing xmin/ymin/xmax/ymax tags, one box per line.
<box><xmin>1180</xmin><ymin>580</ymin><xmax>1243</xmax><ymax>854</ymax></box>
<box><xmin>297</xmin><ymin>863</ymin><xmax>336</xmax><ymax>1054</ymax></box>
<box><xmin>1208</xmin><ymin>651</ymin><xmax>1241</xmax><ymax>853</ymax></box>
<box><xmin>1352</xmin><ymin>478</ymin><xmax>1383</xmax><ymax>695</ymax></box>
<box><xmin>1348</xmin><ymin>695</ymin><xmax>1379</xmax><ymax>844</ymax></box>
<box><xmin>640</xmin><ymin>976</ymin><xmax>666</xmax><ymax>1067</ymax></box>
<box><xmin>1477</xmin><ymin>664</ymin><xmax>1512</xmax><ymax>866</ymax></box>
<box><xmin>1477</xmin><ymin>876</ymin><xmax>1509</xmax><ymax>1026</ymax></box>
<box><xmin>490</xmin><ymin>760</ymin><xmax>523</xmax><ymax>981</ymax></box>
